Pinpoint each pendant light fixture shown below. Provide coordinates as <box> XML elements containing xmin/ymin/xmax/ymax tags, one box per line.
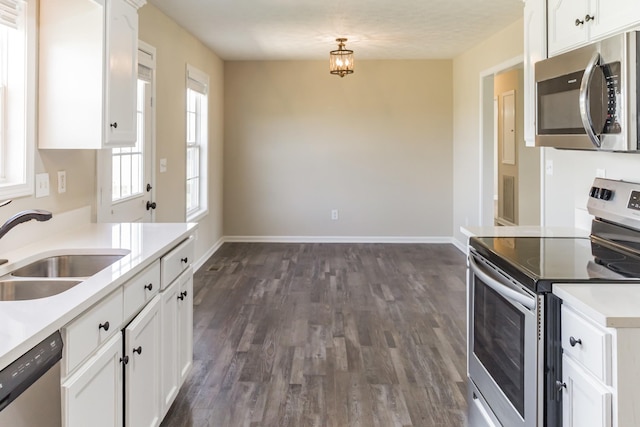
<box><xmin>329</xmin><ymin>38</ymin><xmax>354</xmax><ymax>77</ymax></box>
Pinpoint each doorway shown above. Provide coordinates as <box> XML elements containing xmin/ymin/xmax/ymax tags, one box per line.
<box><xmin>480</xmin><ymin>62</ymin><xmax>541</xmax><ymax>226</ymax></box>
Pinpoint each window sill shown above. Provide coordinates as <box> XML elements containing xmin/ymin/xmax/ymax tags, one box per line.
<box><xmin>186</xmin><ymin>208</ymin><xmax>208</xmax><ymax>223</ymax></box>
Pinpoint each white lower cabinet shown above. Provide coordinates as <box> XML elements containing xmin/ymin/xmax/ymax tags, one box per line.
<box><xmin>124</xmin><ymin>295</ymin><xmax>161</xmax><ymax>427</ymax></box>
<box><xmin>160</xmin><ymin>267</ymin><xmax>193</xmax><ymax>417</ymax></box>
<box><xmin>60</xmin><ymin>236</ymin><xmax>195</xmax><ymax>427</ymax></box>
<box><xmin>61</xmin><ymin>333</ymin><xmax>123</xmax><ymax>427</ymax></box>
<box><xmin>562</xmin><ymin>355</ymin><xmax>612</xmax><ymax>427</ymax></box>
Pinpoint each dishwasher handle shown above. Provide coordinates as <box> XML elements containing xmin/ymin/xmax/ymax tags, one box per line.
<box><xmin>469</xmin><ymin>255</ymin><xmax>536</xmax><ymax>311</ymax></box>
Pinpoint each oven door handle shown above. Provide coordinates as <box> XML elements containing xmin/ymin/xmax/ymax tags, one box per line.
<box><xmin>469</xmin><ymin>256</ymin><xmax>536</xmax><ymax>311</ymax></box>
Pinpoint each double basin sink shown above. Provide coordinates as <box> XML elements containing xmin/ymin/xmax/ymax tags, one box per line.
<box><xmin>0</xmin><ymin>253</ymin><xmax>126</xmax><ymax>301</ymax></box>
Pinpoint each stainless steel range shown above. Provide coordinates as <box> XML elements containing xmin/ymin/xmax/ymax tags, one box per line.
<box><xmin>467</xmin><ymin>177</ymin><xmax>640</xmax><ymax>427</ymax></box>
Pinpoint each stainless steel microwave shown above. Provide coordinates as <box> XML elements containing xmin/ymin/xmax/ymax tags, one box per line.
<box><xmin>535</xmin><ymin>31</ymin><xmax>640</xmax><ymax>151</ymax></box>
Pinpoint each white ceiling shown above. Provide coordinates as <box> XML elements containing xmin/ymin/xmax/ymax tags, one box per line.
<box><xmin>147</xmin><ymin>0</ymin><xmax>524</xmax><ymax>61</ymax></box>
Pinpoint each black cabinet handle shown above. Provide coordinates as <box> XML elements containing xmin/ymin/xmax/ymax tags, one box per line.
<box><xmin>146</xmin><ymin>201</ymin><xmax>157</xmax><ymax>210</ymax></box>
<box><xmin>181</xmin><ymin>257</ymin><xmax>188</xmax><ymax>263</ymax></box>
<box><xmin>133</xmin><ymin>346</ymin><xmax>142</xmax><ymax>355</ymax></box>
<box><xmin>99</xmin><ymin>321</ymin><xmax>110</xmax><ymax>331</ymax></box>
<box><xmin>110</xmin><ymin>122</ymin><xmax>118</xmax><ymax>129</ymax></box>
<box><xmin>569</xmin><ymin>336</ymin><xmax>582</xmax><ymax>347</ymax></box>
<box><xmin>144</xmin><ymin>283</ymin><xmax>153</xmax><ymax>291</ymax></box>
<box><xmin>120</xmin><ymin>355</ymin><xmax>129</xmax><ymax>365</ymax></box>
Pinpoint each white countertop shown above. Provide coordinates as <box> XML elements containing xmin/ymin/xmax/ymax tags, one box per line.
<box><xmin>554</xmin><ymin>282</ymin><xmax>640</xmax><ymax>328</ymax></box>
<box><xmin>0</xmin><ymin>222</ymin><xmax>196</xmax><ymax>370</ymax></box>
<box><xmin>461</xmin><ymin>226</ymin><xmax>589</xmax><ymax>239</ymax></box>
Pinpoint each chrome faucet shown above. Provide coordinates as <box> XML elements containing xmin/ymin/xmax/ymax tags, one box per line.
<box><xmin>0</xmin><ymin>202</ymin><xmax>52</xmax><ymax>265</ymax></box>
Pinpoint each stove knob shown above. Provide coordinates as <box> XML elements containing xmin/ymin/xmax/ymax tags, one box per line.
<box><xmin>600</xmin><ymin>189</ymin><xmax>613</xmax><ymax>201</ymax></box>
<box><xmin>590</xmin><ymin>186</ymin><xmax>600</xmax><ymax>198</ymax></box>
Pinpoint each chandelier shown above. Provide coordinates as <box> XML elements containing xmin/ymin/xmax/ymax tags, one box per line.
<box><xmin>329</xmin><ymin>38</ymin><xmax>354</xmax><ymax>77</ymax></box>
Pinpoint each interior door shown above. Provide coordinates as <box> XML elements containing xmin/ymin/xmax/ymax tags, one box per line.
<box><xmin>98</xmin><ymin>42</ymin><xmax>156</xmax><ymax>223</ymax></box>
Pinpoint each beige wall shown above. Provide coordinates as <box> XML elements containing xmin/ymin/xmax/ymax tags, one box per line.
<box><xmin>224</xmin><ymin>60</ymin><xmax>453</xmax><ymax>239</ymax></box>
<box><xmin>139</xmin><ymin>4</ymin><xmax>224</xmax><ymax>260</ymax></box>
<box><xmin>452</xmin><ymin>18</ymin><xmax>525</xmax><ymax>246</ymax></box>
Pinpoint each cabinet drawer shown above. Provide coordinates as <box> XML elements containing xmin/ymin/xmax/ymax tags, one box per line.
<box><xmin>160</xmin><ymin>237</ymin><xmax>194</xmax><ymax>290</ymax></box>
<box><xmin>561</xmin><ymin>305</ymin><xmax>611</xmax><ymax>384</ymax></box>
<box><xmin>62</xmin><ymin>288</ymin><xmax>124</xmax><ymax>378</ymax></box>
<box><xmin>123</xmin><ymin>260</ymin><xmax>160</xmax><ymax>321</ymax></box>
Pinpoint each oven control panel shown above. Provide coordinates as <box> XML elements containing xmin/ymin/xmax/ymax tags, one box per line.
<box><xmin>588</xmin><ymin>178</ymin><xmax>640</xmax><ymax>229</ymax></box>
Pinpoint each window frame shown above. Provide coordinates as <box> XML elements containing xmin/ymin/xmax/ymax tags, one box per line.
<box><xmin>185</xmin><ymin>64</ymin><xmax>208</xmax><ymax>222</ymax></box>
<box><xmin>0</xmin><ymin>0</ymin><xmax>35</xmax><ymax>199</ymax></box>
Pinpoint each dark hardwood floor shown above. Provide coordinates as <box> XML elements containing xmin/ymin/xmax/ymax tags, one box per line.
<box><xmin>161</xmin><ymin>242</ymin><xmax>468</xmax><ymax>427</ymax></box>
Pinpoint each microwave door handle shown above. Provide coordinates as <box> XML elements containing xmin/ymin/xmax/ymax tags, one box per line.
<box><xmin>579</xmin><ymin>51</ymin><xmax>602</xmax><ymax>148</ymax></box>
<box><xmin>468</xmin><ymin>256</ymin><xmax>536</xmax><ymax>310</ymax></box>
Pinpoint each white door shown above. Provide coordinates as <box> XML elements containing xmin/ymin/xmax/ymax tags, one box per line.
<box><xmin>98</xmin><ymin>42</ymin><xmax>156</xmax><ymax>223</ymax></box>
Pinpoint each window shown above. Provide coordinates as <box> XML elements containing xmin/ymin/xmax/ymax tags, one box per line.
<box><xmin>185</xmin><ymin>65</ymin><xmax>208</xmax><ymax>220</ymax></box>
<box><xmin>0</xmin><ymin>0</ymin><xmax>34</xmax><ymax>198</ymax></box>
<box><xmin>112</xmin><ymin>80</ymin><xmax>145</xmax><ymax>202</ymax></box>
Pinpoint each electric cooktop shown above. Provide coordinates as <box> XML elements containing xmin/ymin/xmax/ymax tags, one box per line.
<box><xmin>470</xmin><ymin>236</ymin><xmax>640</xmax><ymax>293</ymax></box>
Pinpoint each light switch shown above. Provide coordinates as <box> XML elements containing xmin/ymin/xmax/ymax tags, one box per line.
<box><xmin>160</xmin><ymin>158</ymin><xmax>167</xmax><ymax>173</ymax></box>
<box><xmin>35</xmin><ymin>173</ymin><xmax>50</xmax><ymax>198</ymax></box>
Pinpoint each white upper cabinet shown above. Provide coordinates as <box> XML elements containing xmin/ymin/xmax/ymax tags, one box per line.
<box><xmin>523</xmin><ymin>0</ymin><xmax>547</xmax><ymax>146</ymax></box>
<box><xmin>548</xmin><ymin>0</ymin><xmax>640</xmax><ymax>56</ymax></box>
<box><xmin>39</xmin><ymin>0</ymin><xmax>145</xmax><ymax>149</ymax></box>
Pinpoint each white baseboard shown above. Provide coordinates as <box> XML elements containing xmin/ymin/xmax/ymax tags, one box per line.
<box><xmin>223</xmin><ymin>235</ymin><xmax>454</xmax><ymax>244</ymax></box>
<box><xmin>452</xmin><ymin>238</ymin><xmax>468</xmax><ymax>254</ymax></box>
<box><xmin>193</xmin><ymin>236</ymin><xmax>224</xmax><ymax>272</ymax></box>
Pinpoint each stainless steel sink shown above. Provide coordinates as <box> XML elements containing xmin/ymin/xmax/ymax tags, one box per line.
<box><xmin>0</xmin><ymin>279</ymin><xmax>82</xmax><ymax>301</ymax></box>
<box><xmin>11</xmin><ymin>254</ymin><xmax>125</xmax><ymax>278</ymax></box>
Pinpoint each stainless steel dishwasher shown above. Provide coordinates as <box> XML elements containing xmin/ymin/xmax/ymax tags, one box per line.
<box><xmin>0</xmin><ymin>331</ymin><xmax>63</xmax><ymax>427</ymax></box>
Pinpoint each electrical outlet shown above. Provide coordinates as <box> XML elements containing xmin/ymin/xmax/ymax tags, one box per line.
<box><xmin>35</xmin><ymin>173</ymin><xmax>50</xmax><ymax>198</ymax></box>
<box><xmin>57</xmin><ymin>171</ymin><xmax>66</xmax><ymax>193</ymax></box>
<box><xmin>596</xmin><ymin>168</ymin><xmax>606</xmax><ymax>178</ymax></box>
<box><xmin>331</xmin><ymin>209</ymin><xmax>339</xmax><ymax>220</ymax></box>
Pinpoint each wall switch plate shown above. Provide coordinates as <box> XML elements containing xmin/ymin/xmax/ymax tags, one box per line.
<box><xmin>160</xmin><ymin>158</ymin><xmax>167</xmax><ymax>173</ymax></box>
<box><xmin>331</xmin><ymin>209</ymin><xmax>339</xmax><ymax>220</ymax></box>
<box><xmin>35</xmin><ymin>173</ymin><xmax>50</xmax><ymax>198</ymax></box>
<box><xmin>57</xmin><ymin>171</ymin><xmax>66</xmax><ymax>193</ymax></box>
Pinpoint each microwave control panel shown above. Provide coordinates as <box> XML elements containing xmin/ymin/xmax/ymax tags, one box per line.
<box><xmin>603</xmin><ymin>61</ymin><xmax>621</xmax><ymax>134</ymax></box>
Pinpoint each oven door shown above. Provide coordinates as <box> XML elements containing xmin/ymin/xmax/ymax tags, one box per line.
<box><xmin>468</xmin><ymin>253</ymin><xmax>538</xmax><ymax>427</ymax></box>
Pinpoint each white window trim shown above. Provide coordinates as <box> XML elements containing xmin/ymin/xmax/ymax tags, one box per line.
<box><xmin>185</xmin><ymin>64</ymin><xmax>209</xmax><ymax>222</ymax></box>
<box><xmin>0</xmin><ymin>0</ymin><xmax>34</xmax><ymax>199</ymax></box>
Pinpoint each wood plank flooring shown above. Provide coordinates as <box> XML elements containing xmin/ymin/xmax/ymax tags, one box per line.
<box><xmin>160</xmin><ymin>243</ymin><xmax>468</xmax><ymax>427</ymax></box>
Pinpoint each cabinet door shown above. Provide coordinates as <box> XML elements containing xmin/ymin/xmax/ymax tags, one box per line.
<box><xmin>548</xmin><ymin>0</ymin><xmax>589</xmax><ymax>56</ymax></box>
<box><xmin>562</xmin><ymin>355</ymin><xmax>612</xmax><ymax>427</ymax></box>
<box><xmin>589</xmin><ymin>0</ymin><xmax>640</xmax><ymax>40</ymax></box>
<box><xmin>105</xmin><ymin>0</ymin><xmax>138</xmax><ymax>146</ymax></box>
<box><xmin>178</xmin><ymin>269</ymin><xmax>194</xmax><ymax>382</ymax></box>
<box><xmin>160</xmin><ymin>278</ymin><xmax>180</xmax><ymax>416</ymax></box>
<box><xmin>523</xmin><ymin>0</ymin><xmax>547</xmax><ymax>146</ymax></box>
<box><xmin>62</xmin><ymin>333</ymin><xmax>123</xmax><ymax>427</ymax></box>
<box><xmin>124</xmin><ymin>295</ymin><xmax>161</xmax><ymax>427</ymax></box>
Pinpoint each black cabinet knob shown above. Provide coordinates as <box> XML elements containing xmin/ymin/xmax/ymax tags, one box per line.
<box><xmin>146</xmin><ymin>183</ymin><xmax>152</xmax><ymax>192</ymax></box>
<box><xmin>181</xmin><ymin>257</ymin><xmax>188</xmax><ymax>263</ymax></box>
<box><xmin>120</xmin><ymin>355</ymin><xmax>129</xmax><ymax>365</ymax></box>
<box><xmin>110</xmin><ymin>122</ymin><xmax>118</xmax><ymax>129</ymax></box>
<box><xmin>182</xmin><ymin>290</ymin><xmax>188</xmax><ymax>298</ymax></box>
<box><xmin>146</xmin><ymin>201</ymin><xmax>157</xmax><ymax>210</ymax></box>
<box><xmin>99</xmin><ymin>321</ymin><xmax>110</xmax><ymax>331</ymax></box>
<box><xmin>144</xmin><ymin>283</ymin><xmax>153</xmax><ymax>291</ymax></box>
<box><xmin>178</xmin><ymin>293</ymin><xmax>185</xmax><ymax>301</ymax></box>
<box><xmin>575</xmin><ymin>18</ymin><xmax>584</xmax><ymax>26</ymax></box>
<box><xmin>556</xmin><ymin>380</ymin><xmax>566</xmax><ymax>391</ymax></box>
<box><xmin>585</xmin><ymin>14</ymin><xmax>595</xmax><ymax>22</ymax></box>
<box><xmin>133</xmin><ymin>346</ymin><xmax>142</xmax><ymax>355</ymax></box>
<box><xmin>569</xmin><ymin>336</ymin><xmax>582</xmax><ymax>347</ymax></box>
